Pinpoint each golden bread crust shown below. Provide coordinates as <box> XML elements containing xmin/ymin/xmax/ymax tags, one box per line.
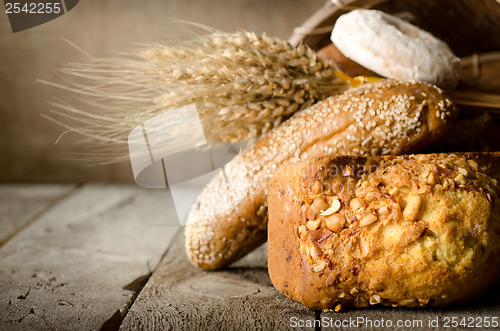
<box><xmin>268</xmin><ymin>153</ymin><xmax>500</xmax><ymax>310</ymax></box>
<box><xmin>318</xmin><ymin>43</ymin><xmax>379</xmax><ymax>78</ymax></box>
<box><xmin>186</xmin><ymin>80</ymin><xmax>457</xmax><ymax>270</ymax></box>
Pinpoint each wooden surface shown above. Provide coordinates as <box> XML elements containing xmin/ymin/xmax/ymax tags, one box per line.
<box><xmin>120</xmin><ymin>232</ymin><xmax>317</xmax><ymax>331</ymax></box>
<box><xmin>0</xmin><ymin>184</ymin><xmax>179</xmax><ymax>330</ymax></box>
<box><xmin>122</xmin><ymin>234</ymin><xmax>500</xmax><ymax>331</ymax></box>
<box><xmin>319</xmin><ymin>284</ymin><xmax>500</xmax><ymax>330</ymax></box>
<box><xmin>1</xmin><ymin>184</ymin><xmax>499</xmax><ymax>330</ymax></box>
<box><xmin>0</xmin><ymin>184</ymin><xmax>76</xmax><ymax>246</ymax></box>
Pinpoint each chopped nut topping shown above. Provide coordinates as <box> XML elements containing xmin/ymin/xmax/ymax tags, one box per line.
<box><xmin>418</xmin><ymin>298</ymin><xmax>430</xmax><ymax>305</ymax></box>
<box><xmin>467</xmin><ymin>159</ymin><xmax>478</xmax><ymax>172</ymax></box>
<box><xmin>403</xmin><ymin>195</ymin><xmax>422</xmax><ymax>221</ymax></box>
<box><xmin>302</xmin><ymin>196</ymin><xmax>312</xmax><ymax>206</ymax></box>
<box><xmin>417</xmin><ymin>185</ymin><xmax>430</xmax><ymax>194</ymax></box>
<box><xmin>420</xmin><ymin>171</ymin><xmax>430</xmax><ymax>181</ymax></box>
<box><xmin>325</xmin><ymin>213</ymin><xmax>346</xmax><ymax>232</ymax></box>
<box><xmin>334</xmin><ymin>303</ymin><xmax>342</xmax><ymax>312</ymax></box>
<box><xmin>378</xmin><ymin>205</ymin><xmax>390</xmax><ymax>216</ymax></box>
<box><xmin>361</xmin><ymin>181</ymin><xmax>370</xmax><ymax>189</ymax></box>
<box><xmin>366</xmin><ymin>191</ymin><xmax>382</xmax><ymax>200</ymax></box>
<box><xmin>442</xmin><ymin>177</ymin><xmax>455</xmax><ymax>190</ymax></box>
<box><xmin>398</xmin><ymin>298</ymin><xmax>415</xmax><ymax>306</ymax></box>
<box><xmin>369</xmin><ymin>294</ymin><xmax>382</xmax><ymax>305</ymax></box>
<box><xmin>389</xmin><ymin>187</ymin><xmax>399</xmax><ymax>196</ymax></box>
<box><xmin>417</xmin><ymin>154</ymin><xmax>428</xmax><ymax>162</ymax></box>
<box><xmin>359</xmin><ymin>213</ymin><xmax>378</xmax><ymax>227</ymax></box>
<box><xmin>311</xmin><ymin>181</ymin><xmax>323</xmax><ymax>194</ymax></box>
<box><xmin>306</xmin><ymin>219</ymin><xmax>322</xmax><ymax>231</ymax></box>
<box><xmin>313</xmin><ymin>261</ymin><xmax>326</xmax><ymax>272</ymax></box>
<box><xmin>426</xmin><ymin>172</ymin><xmax>436</xmax><ymax>185</ymax></box>
<box><xmin>310</xmin><ymin>244</ymin><xmax>323</xmax><ymax>259</ymax></box>
<box><xmin>350</xmin><ymin>198</ymin><xmax>366</xmax><ymax>211</ymax></box>
<box><xmin>298</xmin><ymin>225</ymin><xmax>307</xmax><ymax>238</ymax></box>
<box><xmin>313</xmin><ymin>197</ymin><xmax>329</xmax><ymax>210</ymax></box>
<box><xmin>455</xmin><ymin>173</ymin><xmax>466</xmax><ymax>185</ymax></box>
<box><xmin>308</xmin><ymin>197</ymin><xmax>329</xmax><ymax>220</ymax></box>
<box><xmin>350</xmin><ymin>287</ymin><xmax>358</xmax><ymax>294</ymax></box>
<box><xmin>321</xmin><ymin>198</ymin><xmax>341</xmax><ymax>216</ymax></box>
<box><xmin>338</xmin><ymin>292</ymin><xmax>346</xmax><ymax>298</ymax></box>
<box><xmin>300</xmin><ymin>204</ymin><xmax>309</xmax><ymax>222</ymax></box>
<box><xmin>457</xmin><ymin>167</ymin><xmax>468</xmax><ymax>177</ymax></box>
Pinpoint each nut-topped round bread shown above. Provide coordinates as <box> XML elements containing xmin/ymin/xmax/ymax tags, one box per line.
<box><xmin>185</xmin><ymin>80</ymin><xmax>457</xmax><ymax>270</ymax></box>
<box><xmin>268</xmin><ymin>153</ymin><xmax>500</xmax><ymax>310</ymax></box>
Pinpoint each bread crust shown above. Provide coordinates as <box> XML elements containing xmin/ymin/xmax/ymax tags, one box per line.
<box><xmin>268</xmin><ymin>153</ymin><xmax>500</xmax><ymax>310</ymax></box>
<box><xmin>185</xmin><ymin>80</ymin><xmax>457</xmax><ymax>270</ymax></box>
<box><xmin>318</xmin><ymin>43</ymin><xmax>379</xmax><ymax>78</ymax></box>
<box><xmin>331</xmin><ymin>9</ymin><xmax>461</xmax><ymax>90</ymax></box>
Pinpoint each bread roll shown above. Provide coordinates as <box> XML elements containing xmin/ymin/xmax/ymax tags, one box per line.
<box><xmin>268</xmin><ymin>153</ymin><xmax>500</xmax><ymax>310</ymax></box>
<box><xmin>185</xmin><ymin>80</ymin><xmax>457</xmax><ymax>270</ymax></box>
<box><xmin>331</xmin><ymin>9</ymin><xmax>461</xmax><ymax>90</ymax></box>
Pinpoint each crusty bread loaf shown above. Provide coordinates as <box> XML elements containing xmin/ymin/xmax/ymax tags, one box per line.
<box><xmin>318</xmin><ymin>43</ymin><xmax>379</xmax><ymax>78</ymax></box>
<box><xmin>185</xmin><ymin>80</ymin><xmax>457</xmax><ymax>270</ymax></box>
<box><xmin>268</xmin><ymin>153</ymin><xmax>500</xmax><ymax>310</ymax></box>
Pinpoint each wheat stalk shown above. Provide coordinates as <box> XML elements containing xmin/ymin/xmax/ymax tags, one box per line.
<box><xmin>44</xmin><ymin>29</ymin><xmax>348</xmax><ymax>164</ymax></box>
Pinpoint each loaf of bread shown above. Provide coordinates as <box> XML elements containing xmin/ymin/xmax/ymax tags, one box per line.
<box><xmin>331</xmin><ymin>9</ymin><xmax>461</xmax><ymax>90</ymax></box>
<box><xmin>318</xmin><ymin>43</ymin><xmax>379</xmax><ymax>78</ymax></box>
<box><xmin>185</xmin><ymin>80</ymin><xmax>457</xmax><ymax>270</ymax></box>
<box><xmin>268</xmin><ymin>153</ymin><xmax>500</xmax><ymax>310</ymax></box>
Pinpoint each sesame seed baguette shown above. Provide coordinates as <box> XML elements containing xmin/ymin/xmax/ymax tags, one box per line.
<box><xmin>185</xmin><ymin>79</ymin><xmax>457</xmax><ymax>270</ymax></box>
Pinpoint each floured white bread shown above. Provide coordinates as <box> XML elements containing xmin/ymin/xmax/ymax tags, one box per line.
<box><xmin>331</xmin><ymin>9</ymin><xmax>461</xmax><ymax>90</ymax></box>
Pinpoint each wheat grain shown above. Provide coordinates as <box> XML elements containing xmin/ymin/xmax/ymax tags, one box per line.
<box><xmin>45</xmin><ymin>29</ymin><xmax>348</xmax><ymax>163</ymax></box>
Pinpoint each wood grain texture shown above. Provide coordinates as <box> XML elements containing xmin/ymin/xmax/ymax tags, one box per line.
<box><xmin>121</xmin><ymin>231</ymin><xmax>317</xmax><ymax>331</ymax></box>
<box><xmin>0</xmin><ymin>184</ymin><xmax>76</xmax><ymax>246</ymax></box>
<box><xmin>124</xmin><ymin>232</ymin><xmax>500</xmax><ymax>331</ymax></box>
<box><xmin>0</xmin><ymin>184</ymin><xmax>180</xmax><ymax>330</ymax></box>
<box><xmin>320</xmin><ymin>283</ymin><xmax>500</xmax><ymax>331</ymax></box>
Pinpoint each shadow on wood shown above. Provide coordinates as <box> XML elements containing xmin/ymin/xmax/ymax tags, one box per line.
<box><xmin>120</xmin><ymin>229</ymin><xmax>317</xmax><ymax>330</ymax></box>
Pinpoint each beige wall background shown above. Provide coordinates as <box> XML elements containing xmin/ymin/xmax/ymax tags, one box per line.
<box><xmin>0</xmin><ymin>0</ymin><xmax>325</xmax><ymax>182</ymax></box>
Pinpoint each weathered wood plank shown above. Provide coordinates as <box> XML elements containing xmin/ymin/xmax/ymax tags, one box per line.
<box><xmin>120</xmin><ymin>230</ymin><xmax>317</xmax><ymax>331</ymax></box>
<box><xmin>0</xmin><ymin>184</ymin><xmax>76</xmax><ymax>246</ymax></box>
<box><xmin>0</xmin><ymin>184</ymin><xmax>180</xmax><ymax>330</ymax></box>
<box><xmin>320</xmin><ymin>284</ymin><xmax>500</xmax><ymax>331</ymax></box>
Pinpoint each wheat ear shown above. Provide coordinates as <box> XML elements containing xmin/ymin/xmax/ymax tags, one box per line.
<box><xmin>44</xmin><ymin>29</ymin><xmax>349</xmax><ymax>163</ymax></box>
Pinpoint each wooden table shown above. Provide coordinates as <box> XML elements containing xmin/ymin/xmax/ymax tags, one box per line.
<box><xmin>1</xmin><ymin>184</ymin><xmax>499</xmax><ymax>330</ymax></box>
